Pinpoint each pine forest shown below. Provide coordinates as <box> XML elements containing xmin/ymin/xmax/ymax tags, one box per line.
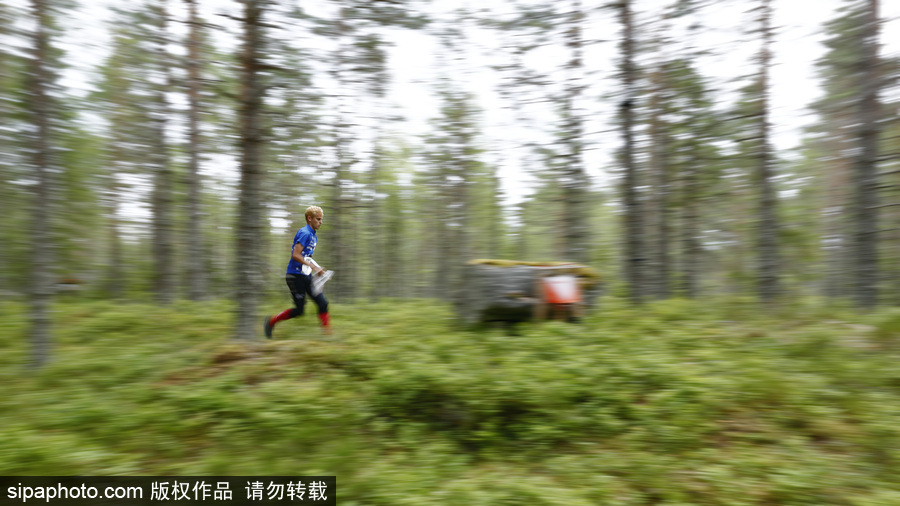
<box><xmin>3</xmin><ymin>0</ymin><xmax>900</xmax><ymax>503</ymax></box>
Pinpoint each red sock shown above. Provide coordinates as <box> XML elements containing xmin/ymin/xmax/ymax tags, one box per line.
<box><xmin>270</xmin><ymin>308</ymin><xmax>294</xmax><ymax>327</ymax></box>
<box><xmin>318</xmin><ymin>312</ymin><xmax>330</xmax><ymax>327</ymax></box>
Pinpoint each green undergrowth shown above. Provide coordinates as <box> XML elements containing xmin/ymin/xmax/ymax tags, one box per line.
<box><xmin>2</xmin><ymin>297</ymin><xmax>900</xmax><ymax>504</ymax></box>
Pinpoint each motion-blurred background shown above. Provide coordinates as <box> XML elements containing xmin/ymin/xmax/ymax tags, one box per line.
<box><xmin>3</xmin><ymin>0</ymin><xmax>899</xmax><ymax>327</ymax></box>
<box><xmin>4</xmin><ymin>1</ymin><xmax>900</xmax><ymax>501</ymax></box>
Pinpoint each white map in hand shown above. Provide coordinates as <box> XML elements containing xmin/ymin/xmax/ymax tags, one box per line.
<box><xmin>311</xmin><ymin>270</ymin><xmax>334</xmax><ymax>296</ymax></box>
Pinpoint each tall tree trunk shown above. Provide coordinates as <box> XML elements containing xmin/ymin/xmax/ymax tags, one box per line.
<box><xmin>681</xmin><ymin>160</ymin><xmax>700</xmax><ymax>298</ymax></box>
<box><xmin>486</xmin><ymin>170</ymin><xmax>503</xmax><ymax>259</ymax></box>
<box><xmin>368</xmin><ymin>147</ymin><xmax>384</xmax><ymax>302</ymax></box>
<box><xmin>329</xmin><ymin>7</ymin><xmax>353</xmax><ymax>302</ymax></box>
<box><xmin>150</xmin><ymin>0</ymin><xmax>175</xmax><ymax>304</ymax></box>
<box><xmin>385</xmin><ymin>186</ymin><xmax>403</xmax><ymax>298</ymax></box>
<box><xmin>818</xmin><ymin>125</ymin><xmax>855</xmax><ymax>298</ymax></box>
<box><xmin>435</xmin><ymin>162</ymin><xmax>451</xmax><ymax>300</ymax></box>
<box><xmin>329</xmin><ymin>145</ymin><xmax>350</xmax><ymax>301</ymax></box>
<box><xmin>105</xmin><ymin>171</ymin><xmax>124</xmax><ymax>299</ymax></box>
<box><xmin>0</xmin><ymin>8</ymin><xmax>12</xmax><ymax>296</ymax></box>
<box><xmin>0</xmin><ymin>164</ymin><xmax>9</xmax><ymax>295</ymax></box>
<box><xmin>27</xmin><ymin>0</ymin><xmax>54</xmax><ymax>368</ymax></box>
<box><xmin>756</xmin><ymin>0</ymin><xmax>780</xmax><ymax>302</ymax></box>
<box><xmin>562</xmin><ymin>0</ymin><xmax>589</xmax><ymax>263</ymax></box>
<box><xmin>648</xmin><ymin>63</ymin><xmax>670</xmax><ymax>299</ymax></box>
<box><xmin>618</xmin><ymin>0</ymin><xmax>644</xmax><ymax>303</ymax></box>
<box><xmin>888</xmin><ymin>195</ymin><xmax>900</xmax><ymax>305</ymax></box>
<box><xmin>184</xmin><ymin>0</ymin><xmax>207</xmax><ymax>301</ymax></box>
<box><xmin>448</xmin><ymin>181</ymin><xmax>466</xmax><ymax>304</ymax></box>
<box><xmin>103</xmin><ymin>74</ymin><xmax>129</xmax><ymax>299</ymax></box>
<box><xmin>853</xmin><ymin>0</ymin><xmax>881</xmax><ymax>308</ymax></box>
<box><xmin>234</xmin><ymin>0</ymin><xmax>266</xmax><ymax>340</ymax></box>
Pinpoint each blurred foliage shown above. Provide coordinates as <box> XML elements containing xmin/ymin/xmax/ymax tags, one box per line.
<box><xmin>2</xmin><ymin>297</ymin><xmax>900</xmax><ymax>504</ymax></box>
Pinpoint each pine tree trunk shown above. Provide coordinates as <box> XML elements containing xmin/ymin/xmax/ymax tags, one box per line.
<box><xmin>150</xmin><ymin>0</ymin><xmax>175</xmax><ymax>304</ymax></box>
<box><xmin>185</xmin><ymin>0</ymin><xmax>207</xmax><ymax>301</ymax></box>
<box><xmin>435</xmin><ymin>161</ymin><xmax>451</xmax><ymax>300</ymax></box>
<box><xmin>681</xmin><ymin>161</ymin><xmax>700</xmax><ymax>298</ymax></box>
<box><xmin>0</xmin><ymin>11</ymin><xmax>11</xmax><ymax>296</ymax></box>
<box><xmin>757</xmin><ymin>0</ymin><xmax>780</xmax><ymax>302</ymax></box>
<box><xmin>562</xmin><ymin>0</ymin><xmax>589</xmax><ymax>264</ymax></box>
<box><xmin>27</xmin><ymin>0</ymin><xmax>54</xmax><ymax>368</ymax></box>
<box><xmin>385</xmin><ymin>193</ymin><xmax>403</xmax><ymax>298</ymax></box>
<box><xmin>618</xmin><ymin>0</ymin><xmax>644</xmax><ymax>303</ymax></box>
<box><xmin>648</xmin><ymin>63</ymin><xmax>670</xmax><ymax>299</ymax></box>
<box><xmin>419</xmin><ymin>209</ymin><xmax>433</xmax><ymax>299</ymax></box>
<box><xmin>234</xmin><ymin>0</ymin><xmax>266</xmax><ymax>340</ymax></box>
<box><xmin>487</xmin><ymin>172</ymin><xmax>503</xmax><ymax>259</ymax></box>
<box><xmin>0</xmin><ymin>165</ymin><xmax>8</xmax><ymax>295</ymax></box>
<box><xmin>330</xmin><ymin>159</ymin><xmax>349</xmax><ymax>302</ymax></box>
<box><xmin>853</xmin><ymin>0</ymin><xmax>881</xmax><ymax>308</ymax></box>
<box><xmin>346</xmin><ymin>197</ymin><xmax>360</xmax><ymax>300</ymax></box>
<box><xmin>821</xmin><ymin>146</ymin><xmax>853</xmax><ymax>298</ymax></box>
<box><xmin>888</xmin><ymin>202</ymin><xmax>900</xmax><ymax>305</ymax></box>
<box><xmin>368</xmin><ymin>152</ymin><xmax>384</xmax><ymax>302</ymax></box>
<box><xmin>453</xmin><ymin>160</ymin><xmax>471</xmax><ymax>304</ymax></box>
<box><xmin>105</xmin><ymin>173</ymin><xmax>124</xmax><ymax>299</ymax></box>
<box><xmin>329</xmin><ymin>8</ymin><xmax>353</xmax><ymax>302</ymax></box>
<box><xmin>435</xmin><ymin>164</ymin><xmax>459</xmax><ymax>302</ymax></box>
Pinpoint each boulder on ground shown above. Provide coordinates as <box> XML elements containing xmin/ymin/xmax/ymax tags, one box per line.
<box><xmin>456</xmin><ymin>259</ymin><xmax>601</xmax><ymax>324</ymax></box>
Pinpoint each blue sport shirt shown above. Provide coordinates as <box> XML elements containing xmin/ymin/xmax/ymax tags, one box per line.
<box><xmin>286</xmin><ymin>224</ymin><xmax>317</xmax><ymax>275</ymax></box>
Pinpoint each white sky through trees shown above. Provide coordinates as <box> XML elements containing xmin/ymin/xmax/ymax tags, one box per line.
<box><xmin>13</xmin><ymin>0</ymin><xmax>900</xmax><ymax>212</ymax></box>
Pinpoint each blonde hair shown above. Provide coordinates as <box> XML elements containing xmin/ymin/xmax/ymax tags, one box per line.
<box><xmin>305</xmin><ymin>206</ymin><xmax>324</xmax><ymax>221</ymax></box>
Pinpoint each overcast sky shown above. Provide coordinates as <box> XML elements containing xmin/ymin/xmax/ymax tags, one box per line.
<box><xmin>381</xmin><ymin>0</ymin><xmax>900</xmax><ymax>200</ymax></box>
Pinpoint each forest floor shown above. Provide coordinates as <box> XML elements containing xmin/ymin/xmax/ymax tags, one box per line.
<box><xmin>2</xmin><ymin>296</ymin><xmax>900</xmax><ymax>505</ymax></box>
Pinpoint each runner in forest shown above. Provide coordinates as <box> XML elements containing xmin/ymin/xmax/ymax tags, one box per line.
<box><xmin>264</xmin><ymin>206</ymin><xmax>330</xmax><ymax>338</ymax></box>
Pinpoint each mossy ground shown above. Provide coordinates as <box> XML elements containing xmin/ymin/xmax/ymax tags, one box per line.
<box><xmin>2</xmin><ymin>296</ymin><xmax>900</xmax><ymax>505</ymax></box>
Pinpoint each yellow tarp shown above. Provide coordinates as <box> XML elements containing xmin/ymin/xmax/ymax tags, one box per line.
<box><xmin>467</xmin><ymin>259</ymin><xmax>601</xmax><ymax>285</ymax></box>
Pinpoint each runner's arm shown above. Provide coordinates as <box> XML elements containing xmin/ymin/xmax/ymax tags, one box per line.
<box><xmin>292</xmin><ymin>243</ymin><xmax>325</xmax><ymax>275</ymax></box>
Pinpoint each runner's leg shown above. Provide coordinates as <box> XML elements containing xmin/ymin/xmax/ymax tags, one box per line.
<box><xmin>309</xmin><ymin>282</ymin><xmax>329</xmax><ymax>328</ymax></box>
<box><xmin>268</xmin><ymin>274</ymin><xmax>308</xmax><ymax>329</ymax></box>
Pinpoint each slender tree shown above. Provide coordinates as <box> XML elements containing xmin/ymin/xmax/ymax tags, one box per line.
<box><xmin>0</xmin><ymin>4</ymin><xmax>23</xmax><ymax>295</ymax></box>
<box><xmin>647</xmin><ymin>49</ymin><xmax>671</xmax><ymax>299</ymax></box>
<box><xmin>184</xmin><ymin>0</ymin><xmax>207</xmax><ymax>300</ymax></box>
<box><xmin>326</xmin><ymin>5</ymin><xmax>354</xmax><ymax>301</ymax></box>
<box><xmin>678</xmin><ymin>147</ymin><xmax>702</xmax><ymax>298</ymax></box>
<box><xmin>755</xmin><ymin>0</ymin><xmax>780</xmax><ymax>302</ymax></box>
<box><xmin>561</xmin><ymin>0</ymin><xmax>589</xmax><ymax>263</ymax></box>
<box><xmin>234</xmin><ymin>0</ymin><xmax>268</xmax><ymax>340</ymax></box>
<box><xmin>852</xmin><ymin>0</ymin><xmax>882</xmax><ymax>308</ymax></box>
<box><xmin>617</xmin><ymin>0</ymin><xmax>644</xmax><ymax>303</ymax></box>
<box><xmin>149</xmin><ymin>0</ymin><xmax>175</xmax><ymax>304</ymax></box>
<box><xmin>810</xmin><ymin>0</ymin><xmax>885</xmax><ymax>305</ymax></box>
<box><xmin>879</xmin><ymin>94</ymin><xmax>900</xmax><ymax>303</ymax></box>
<box><xmin>367</xmin><ymin>140</ymin><xmax>389</xmax><ymax>301</ymax></box>
<box><xmin>25</xmin><ymin>0</ymin><xmax>57</xmax><ymax>368</ymax></box>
